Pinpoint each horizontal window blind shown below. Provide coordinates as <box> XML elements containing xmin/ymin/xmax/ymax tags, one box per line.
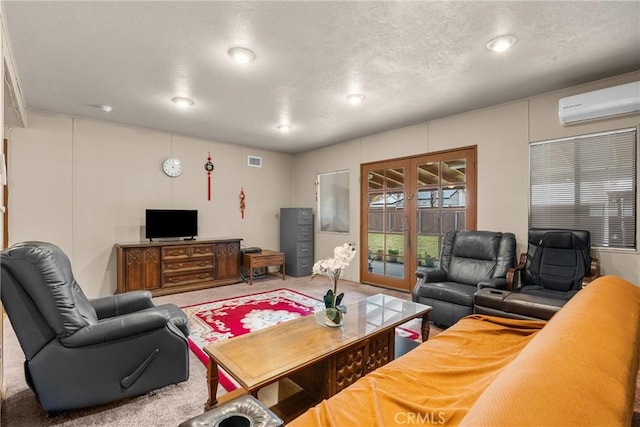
<box><xmin>530</xmin><ymin>128</ymin><xmax>637</xmax><ymax>249</ymax></box>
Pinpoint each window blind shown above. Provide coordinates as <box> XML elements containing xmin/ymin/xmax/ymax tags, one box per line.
<box><xmin>529</xmin><ymin>128</ymin><xmax>637</xmax><ymax>249</ymax></box>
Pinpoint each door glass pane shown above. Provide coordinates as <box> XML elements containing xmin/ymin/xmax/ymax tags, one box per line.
<box><xmin>417</xmin><ymin>209</ymin><xmax>440</xmax><ymax>234</ymax></box>
<box><xmin>441</xmin><ymin>211</ymin><xmax>466</xmax><ymax>232</ymax></box>
<box><xmin>367</xmin><ymin>231</ymin><xmax>384</xmax><ymax>275</ymax></box>
<box><xmin>417</xmin><ymin>188</ymin><xmax>439</xmax><ymax>208</ymax></box>
<box><xmin>442</xmin><ymin>185</ymin><xmax>466</xmax><ymax>207</ymax></box>
<box><xmin>417</xmin><ymin>234</ymin><xmax>440</xmax><ymax>268</ymax></box>
<box><xmin>417</xmin><ymin>162</ymin><xmax>439</xmax><ymax>185</ymax></box>
<box><xmin>386</xmin><ymin>168</ymin><xmax>404</xmax><ymax>189</ymax></box>
<box><xmin>368</xmin><ymin>170</ymin><xmax>384</xmax><ymax>191</ymax></box>
<box><xmin>384</xmin><ymin>233</ymin><xmax>404</xmax><ymax>278</ymax></box>
<box><xmin>386</xmin><ymin>191</ymin><xmax>404</xmax><ymax>233</ymax></box>
<box><xmin>442</xmin><ymin>159</ymin><xmax>466</xmax><ymax>184</ymax></box>
<box><xmin>368</xmin><ymin>193</ymin><xmax>384</xmax><ymax>232</ymax></box>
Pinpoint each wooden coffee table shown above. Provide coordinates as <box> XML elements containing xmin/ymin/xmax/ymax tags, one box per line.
<box><xmin>204</xmin><ymin>294</ymin><xmax>432</xmax><ymax>421</ymax></box>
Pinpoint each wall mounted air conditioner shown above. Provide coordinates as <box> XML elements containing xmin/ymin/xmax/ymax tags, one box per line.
<box><xmin>558</xmin><ymin>81</ymin><xmax>640</xmax><ymax>125</ymax></box>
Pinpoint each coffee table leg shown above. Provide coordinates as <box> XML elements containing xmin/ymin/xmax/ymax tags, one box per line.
<box><xmin>421</xmin><ymin>312</ymin><xmax>431</xmax><ymax>341</ymax></box>
<box><xmin>205</xmin><ymin>358</ymin><xmax>220</xmax><ymax>411</ymax></box>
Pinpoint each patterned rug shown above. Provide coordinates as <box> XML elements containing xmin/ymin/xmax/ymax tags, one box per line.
<box><xmin>181</xmin><ymin>288</ymin><xmax>420</xmax><ymax>391</ymax></box>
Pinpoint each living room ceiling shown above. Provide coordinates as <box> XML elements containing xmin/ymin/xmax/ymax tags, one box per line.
<box><xmin>3</xmin><ymin>1</ymin><xmax>640</xmax><ymax>154</ymax></box>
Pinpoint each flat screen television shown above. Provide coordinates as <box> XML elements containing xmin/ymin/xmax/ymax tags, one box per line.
<box><xmin>145</xmin><ymin>209</ymin><xmax>198</xmax><ymax>240</ymax></box>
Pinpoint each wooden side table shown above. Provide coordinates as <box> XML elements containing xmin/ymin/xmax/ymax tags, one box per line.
<box><xmin>242</xmin><ymin>250</ymin><xmax>285</xmax><ymax>286</ymax></box>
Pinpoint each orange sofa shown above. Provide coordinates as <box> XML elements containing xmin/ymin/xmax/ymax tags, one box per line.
<box><xmin>289</xmin><ymin>275</ymin><xmax>640</xmax><ymax>426</ymax></box>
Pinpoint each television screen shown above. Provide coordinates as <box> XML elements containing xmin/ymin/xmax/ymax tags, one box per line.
<box><xmin>145</xmin><ymin>209</ymin><xmax>198</xmax><ymax>240</ymax></box>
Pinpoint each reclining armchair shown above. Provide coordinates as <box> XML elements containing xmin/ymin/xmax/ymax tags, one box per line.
<box><xmin>412</xmin><ymin>230</ymin><xmax>516</xmax><ymax>328</ymax></box>
<box><xmin>0</xmin><ymin>241</ymin><xmax>190</xmax><ymax>413</ymax></box>
<box><xmin>474</xmin><ymin>228</ymin><xmax>600</xmax><ymax>320</ymax></box>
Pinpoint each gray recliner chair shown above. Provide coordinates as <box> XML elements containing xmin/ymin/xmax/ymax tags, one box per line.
<box><xmin>0</xmin><ymin>241</ymin><xmax>190</xmax><ymax>413</ymax></box>
<box><xmin>412</xmin><ymin>230</ymin><xmax>516</xmax><ymax>328</ymax></box>
<box><xmin>474</xmin><ymin>228</ymin><xmax>600</xmax><ymax>320</ymax></box>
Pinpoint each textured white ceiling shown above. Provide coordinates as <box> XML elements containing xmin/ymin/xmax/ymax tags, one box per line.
<box><xmin>3</xmin><ymin>1</ymin><xmax>640</xmax><ymax>153</ymax></box>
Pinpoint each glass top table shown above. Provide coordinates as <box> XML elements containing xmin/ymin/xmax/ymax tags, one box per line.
<box><xmin>204</xmin><ymin>294</ymin><xmax>432</xmax><ymax>412</ymax></box>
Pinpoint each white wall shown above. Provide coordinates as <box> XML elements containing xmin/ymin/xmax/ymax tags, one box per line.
<box><xmin>8</xmin><ymin>72</ymin><xmax>640</xmax><ymax>297</ymax></box>
<box><xmin>294</xmin><ymin>71</ymin><xmax>640</xmax><ymax>285</ymax></box>
<box><xmin>8</xmin><ymin>111</ymin><xmax>293</xmax><ymax>297</ymax></box>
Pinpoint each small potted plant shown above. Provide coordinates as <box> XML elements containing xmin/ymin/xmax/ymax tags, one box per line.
<box><xmin>388</xmin><ymin>249</ymin><xmax>399</xmax><ymax>263</ymax></box>
<box><xmin>375</xmin><ymin>249</ymin><xmax>384</xmax><ymax>261</ymax></box>
<box><xmin>311</xmin><ymin>243</ymin><xmax>357</xmax><ymax>327</ymax></box>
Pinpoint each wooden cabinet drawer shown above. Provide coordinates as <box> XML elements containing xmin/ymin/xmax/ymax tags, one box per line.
<box><xmin>163</xmin><ymin>270</ymin><xmax>216</xmax><ymax>288</ymax></box>
<box><xmin>163</xmin><ymin>257</ymin><xmax>214</xmax><ymax>274</ymax></box>
<box><xmin>162</xmin><ymin>244</ymin><xmax>215</xmax><ymax>260</ymax></box>
<box><xmin>249</xmin><ymin>254</ymin><xmax>284</xmax><ymax>268</ymax></box>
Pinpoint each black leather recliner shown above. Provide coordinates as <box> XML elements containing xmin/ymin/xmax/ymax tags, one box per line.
<box><xmin>412</xmin><ymin>230</ymin><xmax>516</xmax><ymax>328</ymax></box>
<box><xmin>474</xmin><ymin>228</ymin><xmax>600</xmax><ymax>320</ymax></box>
<box><xmin>0</xmin><ymin>241</ymin><xmax>190</xmax><ymax>413</ymax></box>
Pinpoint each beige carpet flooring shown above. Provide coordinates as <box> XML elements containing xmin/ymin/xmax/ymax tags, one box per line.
<box><xmin>0</xmin><ymin>275</ymin><xmax>417</xmax><ymax>426</ymax></box>
<box><xmin>2</xmin><ymin>274</ymin><xmax>639</xmax><ymax>426</ymax></box>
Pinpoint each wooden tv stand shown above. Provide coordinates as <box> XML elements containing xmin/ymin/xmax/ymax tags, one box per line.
<box><xmin>115</xmin><ymin>238</ymin><xmax>242</xmax><ymax>296</ymax></box>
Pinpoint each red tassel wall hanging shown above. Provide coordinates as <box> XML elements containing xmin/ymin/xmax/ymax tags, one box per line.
<box><xmin>239</xmin><ymin>188</ymin><xmax>246</xmax><ymax>219</ymax></box>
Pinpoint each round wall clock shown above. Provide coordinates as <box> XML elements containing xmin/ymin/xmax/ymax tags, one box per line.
<box><xmin>162</xmin><ymin>157</ymin><xmax>183</xmax><ymax>177</ymax></box>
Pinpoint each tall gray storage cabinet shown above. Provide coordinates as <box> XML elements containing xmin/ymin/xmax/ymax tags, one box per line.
<box><xmin>280</xmin><ymin>208</ymin><xmax>314</xmax><ymax>277</ymax></box>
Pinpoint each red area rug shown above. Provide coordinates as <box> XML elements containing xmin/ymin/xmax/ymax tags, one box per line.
<box><xmin>181</xmin><ymin>288</ymin><xmax>419</xmax><ymax>392</ymax></box>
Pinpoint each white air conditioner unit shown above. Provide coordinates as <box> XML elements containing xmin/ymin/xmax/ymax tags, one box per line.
<box><xmin>558</xmin><ymin>81</ymin><xmax>640</xmax><ymax>125</ymax></box>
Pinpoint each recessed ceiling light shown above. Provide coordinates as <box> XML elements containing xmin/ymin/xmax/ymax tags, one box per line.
<box><xmin>172</xmin><ymin>97</ymin><xmax>194</xmax><ymax>108</ymax></box>
<box><xmin>347</xmin><ymin>93</ymin><xmax>366</xmax><ymax>104</ymax></box>
<box><xmin>277</xmin><ymin>124</ymin><xmax>292</xmax><ymax>133</ymax></box>
<box><xmin>228</xmin><ymin>47</ymin><xmax>256</xmax><ymax>63</ymax></box>
<box><xmin>99</xmin><ymin>104</ymin><xmax>113</xmax><ymax>113</ymax></box>
<box><xmin>486</xmin><ymin>35</ymin><xmax>517</xmax><ymax>52</ymax></box>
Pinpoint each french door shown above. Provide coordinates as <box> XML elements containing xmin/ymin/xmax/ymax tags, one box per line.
<box><xmin>360</xmin><ymin>146</ymin><xmax>477</xmax><ymax>291</ymax></box>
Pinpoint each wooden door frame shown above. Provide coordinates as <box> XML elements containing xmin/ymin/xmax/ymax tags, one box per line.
<box><xmin>3</xmin><ymin>139</ymin><xmax>7</xmax><ymax>249</ymax></box>
<box><xmin>360</xmin><ymin>145</ymin><xmax>477</xmax><ymax>291</ymax></box>
<box><xmin>360</xmin><ymin>158</ymin><xmax>411</xmax><ymax>290</ymax></box>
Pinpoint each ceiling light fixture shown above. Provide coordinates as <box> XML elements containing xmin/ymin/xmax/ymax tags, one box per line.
<box><xmin>172</xmin><ymin>97</ymin><xmax>194</xmax><ymax>108</ymax></box>
<box><xmin>228</xmin><ymin>47</ymin><xmax>256</xmax><ymax>63</ymax></box>
<box><xmin>277</xmin><ymin>124</ymin><xmax>292</xmax><ymax>133</ymax></box>
<box><xmin>100</xmin><ymin>104</ymin><xmax>113</xmax><ymax>113</ymax></box>
<box><xmin>486</xmin><ymin>34</ymin><xmax>518</xmax><ymax>52</ymax></box>
<box><xmin>347</xmin><ymin>93</ymin><xmax>366</xmax><ymax>104</ymax></box>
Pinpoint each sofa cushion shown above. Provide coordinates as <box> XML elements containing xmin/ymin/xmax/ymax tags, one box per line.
<box><xmin>289</xmin><ymin>315</ymin><xmax>545</xmax><ymax>427</ymax></box>
<box><xmin>414</xmin><ymin>281</ymin><xmax>476</xmax><ymax>306</ymax></box>
<box><xmin>503</xmin><ymin>293</ymin><xmax>565</xmax><ymax>320</ymax></box>
<box><xmin>447</xmin><ymin>232</ymin><xmax>502</xmax><ymax>285</ymax></box>
<box><xmin>460</xmin><ymin>276</ymin><xmax>640</xmax><ymax>426</ymax></box>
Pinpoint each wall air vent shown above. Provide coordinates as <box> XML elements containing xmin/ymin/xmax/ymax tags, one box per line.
<box><xmin>558</xmin><ymin>81</ymin><xmax>640</xmax><ymax>125</ymax></box>
<box><xmin>248</xmin><ymin>155</ymin><xmax>263</xmax><ymax>168</ymax></box>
